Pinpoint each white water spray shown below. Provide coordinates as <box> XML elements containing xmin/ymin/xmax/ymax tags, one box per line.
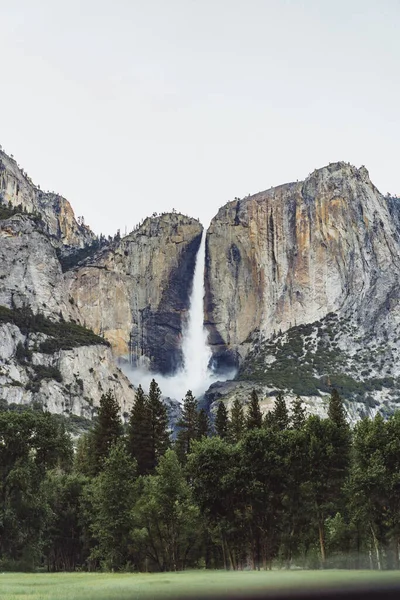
<box><xmin>123</xmin><ymin>228</ymin><xmax>235</xmax><ymax>402</ymax></box>
<box><xmin>181</xmin><ymin>232</ymin><xmax>212</xmax><ymax>396</ymax></box>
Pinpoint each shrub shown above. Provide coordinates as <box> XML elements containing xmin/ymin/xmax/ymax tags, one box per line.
<box><xmin>0</xmin><ymin>304</ymin><xmax>108</xmax><ymax>352</ymax></box>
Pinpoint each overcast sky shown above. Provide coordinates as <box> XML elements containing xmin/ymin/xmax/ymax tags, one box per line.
<box><xmin>1</xmin><ymin>0</ymin><xmax>399</xmax><ymax>235</ymax></box>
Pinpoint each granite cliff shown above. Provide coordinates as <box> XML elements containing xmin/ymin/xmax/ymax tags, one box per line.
<box><xmin>0</xmin><ymin>149</ymin><xmax>136</xmax><ymax>419</ymax></box>
<box><xmin>2</xmin><ymin>144</ymin><xmax>400</xmax><ymax>423</ymax></box>
<box><xmin>0</xmin><ymin>148</ymin><xmax>95</xmax><ymax>250</ymax></box>
<box><xmin>66</xmin><ymin>214</ymin><xmax>203</xmax><ymax>374</ymax></box>
<box><xmin>205</xmin><ymin>163</ymin><xmax>400</xmax><ymax>418</ymax></box>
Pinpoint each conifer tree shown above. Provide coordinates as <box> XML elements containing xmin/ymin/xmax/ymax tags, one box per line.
<box><xmin>197</xmin><ymin>408</ymin><xmax>210</xmax><ymax>439</ymax></box>
<box><xmin>90</xmin><ymin>440</ymin><xmax>137</xmax><ymax>569</ymax></box>
<box><xmin>74</xmin><ymin>431</ymin><xmax>96</xmax><ymax>476</ymax></box>
<box><xmin>328</xmin><ymin>388</ymin><xmax>347</xmax><ymax>428</ymax></box>
<box><xmin>245</xmin><ymin>389</ymin><xmax>263</xmax><ymax>430</ymax></box>
<box><xmin>127</xmin><ymin>384</ymin><xmax>153</xmax><ymax>475</ymax></box>
<box><xmin>92</xmin><ymin>390</ymin><xmax>123</xmax><ymax>474</ymax></box>
<box><xmin>215</xmin><ymin>401</ymin><xmax>229</xmax><ymax>439</ymax></box>
<box><xmin>229</xmin><ymin>398</ymin><xmax>245</xmax><ymax>443</ymax></box>
<box><xmin>290</xmin><ymin>396</ymin><xmax>306</xmax><ymax>430</ymax></box>
<box><xmin>176</xmin><ymin>390</ymin><xmax>198</xmax><ymax>462</ymax></box>
<box><xmin>148</xmin><ymin>379</ymin><xmax>170</xmax><ymax>471</ymax></box>
<box><xmin>264</xmin><ymin>410</ymin><xmax>275</xmax><ymax>429</ymax></box>
<box><xmin>272</xmin><ymin>392</ymin><xmax>289</xmax><ymax>430</ymax></box>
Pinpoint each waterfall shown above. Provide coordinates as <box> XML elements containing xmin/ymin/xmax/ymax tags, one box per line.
<box><xmin>123</xmin><ymin>227</ymin><xmax>235</xmax><ymax>402</ymax></box>
<box><xmin>181</xmin><ymin>231</ymin><xmax>212</xmax><ymax>395</ymax></box>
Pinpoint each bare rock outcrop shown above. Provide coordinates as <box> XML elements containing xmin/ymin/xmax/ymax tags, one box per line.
<box><xmin>0</xmin><ymin>322</ymin><xmax>135</xmax><ymax>418</ymax></box>
<box><xmin>205</xmin><ymin>163</ymin><xmax>400</xmax><ymax>416</ymax></box>
<box><xmin>0</xmin><ymin>214</ymin><xmax>79</xmax><ymax>319</ymax></box>
<box><xmin>0</xmin><ymin>149</ymin><xmax>95</xmax><ymax>248</ymax></box>
<box><xmin>206</xmin><ymin>162</ymin><xmax>400</xmax><ymax>364</ymax></box>
<box><xmin>66</xmin><ymin>214</ymin><xmax>203</xmax><ymax>374</ymax></box>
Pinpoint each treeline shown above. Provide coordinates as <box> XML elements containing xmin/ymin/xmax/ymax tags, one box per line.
<box><xmin>0</xmin><ymin>199</ymin><xmax>43</xmax><ymax>225</ymax></box>
<box><xmin>1</xmin><ymin>384</ymin><xmax>400</xmax><ymax>572</ymax></box>
<box><xmin>0</xmin><ymin>304</ymin><xmax>109</xmax><ymax>351</ymax></box>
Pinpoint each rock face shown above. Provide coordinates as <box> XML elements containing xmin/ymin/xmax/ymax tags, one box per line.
<box><xmin>0</xmin><ymin>214</ymin><xmax>79</xmax><ymax>319</ymax></box>
<box><xmin>0</xmin><ymin>149</ymin><xmax>95</xmax><ymax>249</ymax></box>
<box><xmin>66</xmin><ymin>214</ymin><xmax>203</xmax><ymax>374</ymax></box>
<box><xmin>0</xmin><ymin>322</ymin><xmax>135</xmax><ymax>418</ymax></box>
<box><xmin>0</xmin><ymin>148</ymin><xmax>135</xmax><ymax>418</ymax></box>
<box><xmin>2</xmin><ymin>143</ymin><xmax>400</xmax><ymax>423</ymax></box>
<box><xmin>205</xmin><ymin>163</ymin><xmax>400</xmax><ymax>416</ymax></box>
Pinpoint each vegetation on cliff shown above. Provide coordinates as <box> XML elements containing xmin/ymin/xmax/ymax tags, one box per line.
<box><xmin>0</xmin><ymin>199</ymin><xmax>44</xmax><ymax>225</ymax></box>
<box><xmin>237</xmin><ymin>313</ymin><xmax>398</xmax><ymax>409</ymax></box>
<box><xmin>0</xmin><ymin>305</ymin><xmax>109</xmax><ymax>352</ymax></box>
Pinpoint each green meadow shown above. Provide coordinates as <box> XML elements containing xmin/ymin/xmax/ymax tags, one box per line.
<box><xmin>1</xmin><ymin>570</ymin><xmax>400</xmax><ymax>600</ymax></box>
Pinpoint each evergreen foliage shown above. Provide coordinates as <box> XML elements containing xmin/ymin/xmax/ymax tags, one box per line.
<box><xmin>245</xmin><ymin>389</ymin><xmax>263</xmax><ymax>430</ymax></box>
<box><xmin>176</xmin><ymin>390</ymin><xmax>199</xmax><ymax>462</ymax></box>
<box><xmin>290</xmin><ymin>396</ymin><xmax>306</xmax><ymax>429</ymax></box>
<box><xmin>89</xmin><ymin>441</ymin><xmax>137</xmax><ymax>570</ymax></box>
<box><xmin>229</xmin><ymin>398</ymin><xmax>245</xmax><ymax>443</ymax></box>
<box><xmin>3</xmin><ymin>386</ymin><xmax>400</xmax><ymax>572</ymax></box>
<box><xmin>328</xmin><ymin>388</ymin><xmax>347</xmax><ymax>428</ymax></box>
<box><xmin>127</xmin><ymin>385</ymin><xmax>152</xmax><ymax>475</ymax></box>
<box><xmin>0</xmin><ymin>304</ymin><xmax>108</xmax><ymax>351</ymax></box>
<box><xmin>147</xmin><ymin>379</ymin><xmax>170</xmax><ymax>471</ymax></box>
<box><xmin>215</xmin><ymin>401</ymin><xmax>229</xmax><ymax>439</ymax></box>
<box><xmin>197</xmin><ymin>408</ymin><xmax>210</xmax><ymax>439</ymax></box>
<box><xmin>92</xmin><ymin>391</ymin><xmax>123</xmax><ymax>475</ymax></box>
<box><xmin>132</xmin><ymin>449</ymin><xmax>200</xmax><ymax>571</ymax></box>
<box><xmin>271</xmin><ymin>392</ymin><xmax>289</xmax><ymax>430</ymax></box>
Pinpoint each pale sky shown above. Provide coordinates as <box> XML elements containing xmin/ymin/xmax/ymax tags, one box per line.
<box><xmin>1</xmin><ymin>0</ymin><xmax>399</xmax><ymax>236</ymax></box>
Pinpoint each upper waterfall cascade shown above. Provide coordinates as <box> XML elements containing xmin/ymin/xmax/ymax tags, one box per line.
<box><xmin>125</xmin><ymin>228</ymin><xmax>234</xmax><ymax>402</ymax></box>
<box><xmin>181</xmin><ymin>231</ymin><xmax>212</xmax><ymax>394</ymax></box>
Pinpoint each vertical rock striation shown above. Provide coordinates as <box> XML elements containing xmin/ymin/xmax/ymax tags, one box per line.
<box><xmin>66</xmin><ymin>214</ymin><xmax>203</xmax><ymax>374</ymax></box>
<box><xmin>205</xmin><ymin>162</ymin><xmax>400</xmax><ymax>370</ymax></box>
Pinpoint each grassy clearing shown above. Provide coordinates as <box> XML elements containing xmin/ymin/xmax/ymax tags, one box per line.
<box><xmin>1</xmin><ymin>570</ymin><xmax>400</xmax><ymax>600</ymax></box>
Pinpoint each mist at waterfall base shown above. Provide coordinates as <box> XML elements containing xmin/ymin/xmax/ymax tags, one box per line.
<box><xmin>122</xmin><ymin>232</ymin><xmax>236</xmax><ymax>403</ymax></box>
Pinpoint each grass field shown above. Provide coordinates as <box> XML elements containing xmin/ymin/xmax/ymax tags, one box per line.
<box><xmin>1</xmin><ymin>570</ymin><xmax>400</xmax><ymax>600</ymax></box>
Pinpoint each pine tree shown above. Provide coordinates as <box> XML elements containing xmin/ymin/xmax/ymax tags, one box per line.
<box><xmin>246</xmin><ymin>389</ymin><xmax>263</xmax><ymax>430</ymax></box>
<box><xmin>328</xmin><ymin>388</ymin><xmax>347</xmax><ymax>428</ymax></box>
<box><xmin>215</xmin><ymin>401</ymin><xmax>229</xmax><ymax>439</ymax></box>
<box><xmin>229</xmin><ymin>398</ymin><xmax>245</xmax><ymax>443</ymax></box>
<box><xmin>74</xmin><ymin>431</ymin><xmax>96</xmax><ymax>476</ymax></box>
<box><xmin>92</xmin><ymin>390</ymin><xmax>123</xmax><ymax>474</ymax></box>
<box><xmin>90</xmin><ymin>440</ymin><xmax>137</xmax><ymax>569</ymax></box>
<box><xmin>197</xmin><ymin>408</ymin><xmax>210</xmax><ymax>440</ymax></box>
<box><xmin>148</xmin><ymin>379</ymin><xmax>170</xmax><ymax>471</ymax></box>
<box><xmin>290</xmin><ymin>395</ymin><xmax>306</xmax><ymax>430</ymax></box>
<box><xmin>264</xmin><ymin>410</ymin><xmax>275</xmax><ymax>429</ymax></box>
<box><xmin>127</xmin><ymin>384</ymin><xmax>153</xmax><ymax>475</ymax></box>
<box><xmin>176</xmin><ymin>390</ymin><xmax>199</xmax><ymax>462</ymax></box>
<box><xmin>272</xmin><ymin>392</ymin><xmax>289</xmax><ymax>430</ymax></box>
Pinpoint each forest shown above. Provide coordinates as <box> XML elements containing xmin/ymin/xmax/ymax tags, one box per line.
<box><xmin>0</xmin><ymin>383</ymin><xmax>399</xmax><ymax>573</ymax></box>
